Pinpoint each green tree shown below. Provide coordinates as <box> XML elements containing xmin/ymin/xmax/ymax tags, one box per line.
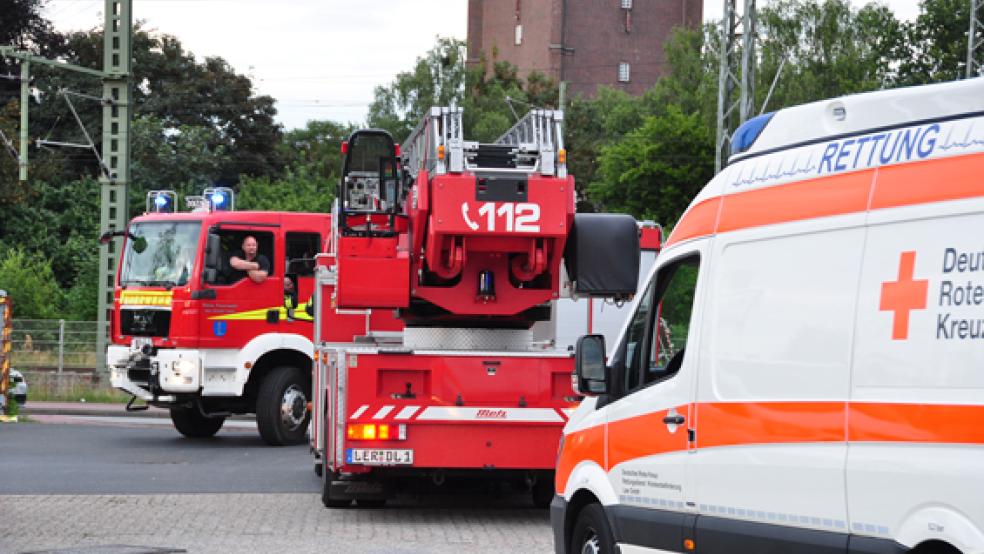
<box><xmin>462</xmin><ymin>57</ymin><xmax>558</xmax><ymax>143</ymax></box>
<box><xmin>756</xmin><ymin>0</ymin><xmax>904</xmax><ymax>108</ymax></box>
<box><xmin>0</xmin><ymin>177</ymin><xmax>100</xmax><ymax>290</ymax></box>
<box><xmin>899</xmin><ymin>0</ymin><xmax>978</xmax><ymax>84</ymax></box>
<box><xmin>129</xmin><ymin>115</ymin><xmax>229</xmax><ymax>211</ymax></box>
<box><xmin>0</xmin><ymin>248</ymin><xmax>63</xmax><ymax>319</ymax></box>
<box><xmin>25</xmin><ymin>26</ymin><xmax>282</xmax><ymax>183</ymax></box>
<box><xmin>367</xmin><ymin>37</ymin><xmax>559</xmax><ymax>143</ymax></box>
<box><xmin>367</xmin><ymin>37</ymin><xmax>467</xmax><ymax>140</ymax></box>
<box><xmin>587</xmin><ymin>106</ymin><xmax>714</xmax><ymax>226</ymax></box>
<box><xmin>236</xmin><ymin>119</ymin><xmax>352</xmax><ymax>213</ymax></box>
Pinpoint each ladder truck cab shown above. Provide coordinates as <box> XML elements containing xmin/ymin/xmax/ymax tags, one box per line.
<box><xmin>106</xmin><ymin>189</ymin><xmax>400</xmax><ymax>445</ymax></box>
<box><xmin>312</xmin><ymin>107</ymin><xmax>643</xmax><ymax>508</ymax></box>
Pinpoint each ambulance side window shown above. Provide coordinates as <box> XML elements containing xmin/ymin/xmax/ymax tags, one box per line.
<box><xmin>646</xmin><ymin>256</ymin><xmax>699</xmax><ymax>386</ymax></box>
<box><xmin>621</xmin><ymin>280</ymin><xmax>657</xmax><ymax>392</ymax></box>
<box><xmin>616</xmin><ymin>255</ymin><xmax>700</xmax><ymax>396</ymax></box>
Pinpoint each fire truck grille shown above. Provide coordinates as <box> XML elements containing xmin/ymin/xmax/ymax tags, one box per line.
<box><xmin>120</xmin><ymin>309</ymin><xmax>171</xmax><ymax>337</ymax></box>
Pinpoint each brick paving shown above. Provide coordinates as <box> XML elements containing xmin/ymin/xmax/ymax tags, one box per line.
<box><xmin>0</xmin><ymin>493</ymin><xmax>553</xmax><ymax>554</ymax></box>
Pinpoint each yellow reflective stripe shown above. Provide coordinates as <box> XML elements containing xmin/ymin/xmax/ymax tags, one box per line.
<box><xmin>208</xmin><ymin>298</ymin><xmax>314</xmax><ymax>321</ymax></box>
<box><xmin>120</xmin><ymin>291</ymin><xmax>173</xmax><ymax>306</ymax></box>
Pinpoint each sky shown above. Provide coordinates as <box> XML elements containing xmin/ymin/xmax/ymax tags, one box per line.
<box><xmin>43</xmin><ymin>0</ymin><xmax>923</xmax><ymax>131</ymax></box>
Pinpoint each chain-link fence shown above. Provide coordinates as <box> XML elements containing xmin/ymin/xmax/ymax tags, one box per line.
<box><xmin>9</xmin><ymin>319</ymin><xmax>104</xmax><ymax>373</ymax></box>
<box><xmin>8</xmin><ymin>319</ymin><xmax>128</xmax><ymax>402</ymax></box>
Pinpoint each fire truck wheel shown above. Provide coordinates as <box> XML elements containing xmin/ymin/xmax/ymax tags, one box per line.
<box><xmin>570</xmin><ymin>503</ymin><xmax>615</xmax><ymax>554</ymax></box>
<box><xmin>169</xmin><ymin>407</ymin><xmax>225</xmax><ymax>438</ymax></box>
<box><xmin>322</xmin><ymin>471</ymin><xmax>352</xmax><ymax>508</ymax></box>
<box><xmin>256</xmin><ymin>366</ymin><xmax>311</xmax><ymax>446</ymax></box>
<box><xmin>314</xmin><ymin>460</ymin><xmax>323</xmax><ymax>477</ymax></box>
<box><xmin>355</xmin><ymin>498</ymin><xmax>387</xmax><ymax>508</ymax></box>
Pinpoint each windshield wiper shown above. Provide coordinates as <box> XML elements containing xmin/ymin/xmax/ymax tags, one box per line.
<box><xmin>122</xmin><ymin>279</ymin><xmax>176</xmax><ymax>289</ymax></box>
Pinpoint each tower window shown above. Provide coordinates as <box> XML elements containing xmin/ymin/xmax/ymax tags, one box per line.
<box><xmin>618</xmin><ymin>62</ymin><xmax>631</xmax><ymax>82</ymax></box>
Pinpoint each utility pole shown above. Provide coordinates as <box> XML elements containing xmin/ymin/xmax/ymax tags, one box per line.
<box><xmin>969</xmin><ymin>0</ymin><xmax>983</xmax><ymax>78</ymax></box>
<box><xmin>96</xmin><ymin>0</ymin><xmax>133</xmax><ymax>376</ymax></box>
<box><xmin>1</xmin><ymin>0</ymin><xmax>132</xmax><ymax>375</ymax></box>
<box><xmin>715</xmin><ymin>0</ymin><xmax>756</xmax><ymax>173</ymax></box>
<box><xmin>19</xmin><ymin>61</ymin><xmax>28</xmax><ymax>181</ymax></box>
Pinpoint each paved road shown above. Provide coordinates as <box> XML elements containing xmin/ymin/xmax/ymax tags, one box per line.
<box><xmin>0</xmin><ymin>420</ymin><xmax>553</xmax><ymax>553</ymax></box>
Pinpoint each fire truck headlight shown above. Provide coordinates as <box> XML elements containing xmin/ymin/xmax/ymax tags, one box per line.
<box><xmin>171</xmin><ymin>359</ymin><xmax>199</xmax><ymax>383</ymax></box>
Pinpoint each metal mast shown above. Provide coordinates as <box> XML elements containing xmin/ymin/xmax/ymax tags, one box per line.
<box><xmin>2</xmin><ymin>1</ymin><xmax>131</xmax><ymax>375</ymax></box>
<box><xmin>715</xmin><ymin>0</ymin><xmax>756</xmax><ymax>173</ymax></box>
<box><xmin>969</xmin><ymin>0</ymin><xmax>983</xmax><ymax>78</ymax></box>
<box><xmin>96</xmin><ymin>0</ymin><xmax>133</xmax><ymax>375</ymax></box>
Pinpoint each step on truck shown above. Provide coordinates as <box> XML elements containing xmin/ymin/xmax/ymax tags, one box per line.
<box><xmin>554</xmin><ymin>77</ymin><xmax>984</xmax><ymax>553</ymax></box>
<box><xmin>311</xmin><ymin>107</ymin><xmax>647</xmax><ymax>507</ymax></box>
<box><xmin>106</xmin><ymin>189</ymin><xmax>400</xmax><ymax>445</ymax></box>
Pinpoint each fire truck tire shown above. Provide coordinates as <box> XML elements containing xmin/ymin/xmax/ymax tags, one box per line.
<box><xmin>256</xmin><ymin>365</ymin><xmax>310</xmax><ymax>446</ymax></box>
<box><xmin>356</xmin><ymin>498</ymin><xmax>387</xmax><ymax>508</ymax></box>
<box><xmin>322</xmin><ymin>472</ymin><xmax>352</xmax><ymax>508</ymax></box>
<box><xmin>314</xmin><ymin>460</ymin><xmax>323</xmax><ymax>477</ymax></box>
<box><xmin>570</xmin><ymin>503</ymin><xmax>615</xmax><ymax>554</ymax></box>
<box><xmin>169</xmin><ymin>407</ymin><xmax>225</xmax><ymax>438</ymax></box>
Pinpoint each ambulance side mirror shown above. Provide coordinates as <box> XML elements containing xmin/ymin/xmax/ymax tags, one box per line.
<box><xmin>574</xmin><ymin>334</ymin><xmax>609</xmax><ymax>396</ymax></box>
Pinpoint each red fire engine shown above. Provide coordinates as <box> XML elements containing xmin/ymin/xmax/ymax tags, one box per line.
<box><xmin>106</xmin><ymin>189</ymin><xmax>400</xmax><ymax>445</ymax></box>
<box><xmin>312</xmin><ymin>107</ymin><xmax>643</xmax><ymax>507</ymax></box>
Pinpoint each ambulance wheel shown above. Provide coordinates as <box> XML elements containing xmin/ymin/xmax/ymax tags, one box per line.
<box><xmin>322</xmin><ymin>471</ymin><xmax>352</xmax><ymax>508</ymax></box>
<box><xmin>532</xmin><ymin>475</ymin><xmax>554</xmax><ymax>509</ymax></box>
<box><xmin>169</xmin><ymin>406</ymin><xmax>225</xmax><ymax>438</ymax></box>
<box><xmin>570</xmin><ymin>503</ymin><xmax>615</xmax><ymax>554</ymax></box>
<box><xmin>256</xmin><ymin>366</ymin><xmax>310</xmax><ymax>446</ymax></box>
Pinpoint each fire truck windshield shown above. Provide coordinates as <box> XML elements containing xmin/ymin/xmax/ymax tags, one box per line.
<box><xmin>120</xmin><ymin>221</ymin><xmax>201</xmax><ymax>288</ymax></box>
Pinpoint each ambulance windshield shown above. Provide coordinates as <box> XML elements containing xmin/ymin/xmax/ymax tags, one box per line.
<box><xmin>120</xmin><ymin>221</ymin><xmax>201</xmax><ymax>288</ymax></box>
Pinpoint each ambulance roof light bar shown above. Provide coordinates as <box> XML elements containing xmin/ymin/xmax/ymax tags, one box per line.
<box><xmin>145</xmin><ymin>190</ymin><xmax>177</xmax><ymax>214</ymax></box>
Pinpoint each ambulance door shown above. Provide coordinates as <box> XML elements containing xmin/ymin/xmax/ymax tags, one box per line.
<box><xmin>199</xmin><ymin>223</ymin><xmax>282</xmax><ymax>350</ymax></box>
<box><xmin>692</xmin><ymin>218</ymin><xmax>862</xmax><ymax>553</ymax></box>
<box><xmin>603</xmin><ymin>244</ymin><xmax>706</xmax><ymax>551</ymax></box>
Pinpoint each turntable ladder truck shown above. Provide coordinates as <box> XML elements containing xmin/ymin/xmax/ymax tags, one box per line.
<box><xmin>311</xmin><ymin>107</ymin><xmax>642</xmax><ymax>508</ymax></box>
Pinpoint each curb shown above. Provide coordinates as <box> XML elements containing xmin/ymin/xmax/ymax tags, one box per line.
<box><xmin>21</xmin><ymin>403</ymin><xmax>256</xmax><ymax>421</ymax></box>
<box><xmin>22</xmin><ymin>405</ymin><xmax>167</xmax><ymax>418</ymax></box>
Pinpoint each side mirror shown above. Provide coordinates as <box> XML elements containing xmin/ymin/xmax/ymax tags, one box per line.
<box><xmin>574</xmin><ymin>334</ymin><xmax>608</xmax><ymax>396</ymax></box>
<box><xmin>205</xmin><ymin>233</ymin><xmax>222</xmax><ymax>270</ymax></box>
<box><xmin>131</xmin><ymin>236</ymin><xmax>147</xmax><ymax>254</ymax></box>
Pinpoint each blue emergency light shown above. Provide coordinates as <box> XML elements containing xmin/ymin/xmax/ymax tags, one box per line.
<box><xmin>146</xmin><ymin>190</ymin><xmax>177</xmax><ymax>213</ymax></box>
<box><xmin>203</xmin><ymin>187</ymin><xmax>234</xmax><ymax>212</ymax></box>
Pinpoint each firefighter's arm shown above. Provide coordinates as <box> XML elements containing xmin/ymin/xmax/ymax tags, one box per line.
<box><xmin>229</xmin><ymin>256</ymin><xmax>259</xmax><ymax>271</ymax></box>
<box><xmin>246</xmin><ymin>268</ymin><xmax>268</xmax><ymax>283</ymax></box>
<box><xmin>246</xmin><ymin>255</ymin><xmax>270</xmax><ymax>282</ymax></box>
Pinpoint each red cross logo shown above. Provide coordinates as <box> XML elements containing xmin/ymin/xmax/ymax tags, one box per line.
<box><xmin>879</xmin><ymin>251</ymin><xmax>929</xmax><ymax>340</ymax></box>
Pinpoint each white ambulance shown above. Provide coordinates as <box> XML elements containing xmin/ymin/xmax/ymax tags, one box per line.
<box><xmin>552</xmin><ymin>77</ymin><xmax>984</xmax><ymax>554</ymax></box>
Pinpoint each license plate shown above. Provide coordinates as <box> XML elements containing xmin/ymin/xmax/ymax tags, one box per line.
<box><xmin>346</xmin><ymin>448</ymin><xmax>413</xmax><ymax>466</ymax></box>
<box><xmin>130</xmin><ymin>337</ymin><xmax>153</xmax><ymax>351</ymax></box>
